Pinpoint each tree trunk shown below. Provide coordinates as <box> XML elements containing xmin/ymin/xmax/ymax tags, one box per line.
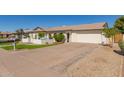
<box><xmin>109</xmin><ymin>38</ymin><xmax>112</xmax><ymax>48</ymax></box>
<box><xmin>111</xmin><ymin>36</ymin><xmax>114</xmax><ymax>48</ymax></box>
<box><xmin>123</xmin><ymin>34</ymin><xmax>124</xmax><ymax>41</ymax></box>
<box><xmin>108</xmin><ymin>38</ymin><xmax>110</xmax><ymax>46</ymax></box>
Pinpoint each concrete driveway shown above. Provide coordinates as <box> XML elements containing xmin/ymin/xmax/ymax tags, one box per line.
<box><xmin>0</xmin><ymin>43</ymin><xmax>122</xmax><ymax>77</ymax></box>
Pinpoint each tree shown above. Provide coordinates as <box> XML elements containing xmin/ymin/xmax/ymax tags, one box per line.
<box><xmin>16</xmin><ymin>29</ymin><xmax>25</xmax><ymax>40</ymax></box>
<box><xmin>114</xmin><ymin>16</ymin><xmax>124</xmax><ymax>53</ymax></box>
<box><xmin>38</xmin><ymin>32</ymin><xmax>45</xmax><ymax>39</ymax></box>
<box><xmin>114</xmin><ymin>16</ymin><xmax>124</xmax><ymax>39</ymax></box>
<box><xmin>49</xmin><ymin>34</ymin><xmax>53</xmax><ymax>39</ymax></box>
<box><xmin>102</xmin><ymin>28</ymin><xmax>117</xmax><ymax>47</ymax></box>
<box><xmin>54</xmin><ymin>33</ymin><xmax>65</xmax><ymax>42</ymax></box>
<box><xmin>118</xmin><ymin>41</ymin><xmax>124</xmax><ymax>54</ymax></box>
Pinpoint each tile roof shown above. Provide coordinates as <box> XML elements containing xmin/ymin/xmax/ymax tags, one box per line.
<box><xmin>24</xmin><ymin>28</ymin><xmax>46</xmax><ymax>33</ymax></box>
<box><xmin>23</xmin><ymin>22</ymin><xmax>108</xmax><ymax>33</ymax></box>
<box><xmin>46</xmin><ymin>22</ymin><xmax>107</xmax><ymax>31</ymax></box>
<box><xmin>0</xmin><ymin>32</ymin><xmax>12</xmax><ymax>35</ymax></box>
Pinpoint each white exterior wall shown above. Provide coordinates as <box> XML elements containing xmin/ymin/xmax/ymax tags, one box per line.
<box><xmin>71</xmin><ymin>30</ymin><xmax>107</xmax><ymax>44</ymax></box>
<box><xmin>22</xmin><ymin>33</ymin><xmax>54</xmax><ymax>44</ymax></box>
<box><xmin>51</xmin><ymin>33</ymin><xmax>56</xmax><ymax>42</ymax></box>
<box><xmin>29</xmin><ymin>33</ymin><xmax>41</xmax><ymax>44</ymax></box>
<box><xmin>64</xmin><ymin>33</ymin><xmax>67</xmax><ymax>43</ymax></box>
<box><xmin>22</xmin><ymin>38</ymin><xmax>29</xmax><ymax>43</ymax></box>
<box><xmin>71</xmin><ymin>32</ymin><xmax>78</xmax><ymax>42</ymax></box>
<box><xmin>31</xmin><ymin>39</ymin><xmax>42</xmax><ymax>44</ymax></box>
<box><xmin>101</xmin><ymin>33</ymin><xmax>107</xmax><ymax>44</ymax></box>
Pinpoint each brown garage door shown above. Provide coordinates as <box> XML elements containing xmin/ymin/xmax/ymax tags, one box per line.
<box><xmin>114</xmin><ymin>33</ymin><xmax>123</xmax><ymax>43</ymax></box>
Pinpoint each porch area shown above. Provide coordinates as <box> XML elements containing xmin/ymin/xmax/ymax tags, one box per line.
<box><xmin>21</xmin><ymin>31</ymin><xmax>72</xmax><ymax>44</ymax></box>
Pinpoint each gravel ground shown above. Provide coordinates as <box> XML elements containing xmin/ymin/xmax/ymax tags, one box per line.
<box><xmin>0</xmin><ymin>43</ymin><xmax>122</xmax><ymax>77</ymax></box>
<box><xmin>67</xmin><ymin>45</ymin><xmax>122</xmax><ymax>77</ymax></box>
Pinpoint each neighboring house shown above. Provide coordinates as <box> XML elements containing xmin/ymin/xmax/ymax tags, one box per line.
<box><xmin>22</xmin><ymin>22</ymin><xmax>108</xmax><ymax>44</ymax></box>
<box><xmin>0</xmin><ymin>32</ymin><xmax>12</xmax><ymax>38</ymax></box>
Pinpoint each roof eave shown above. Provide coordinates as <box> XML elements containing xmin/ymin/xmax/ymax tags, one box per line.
<box><xmin>47</xmin><ymin>28</ymin><xmax>104</xmax><ymax>32</ymax></box>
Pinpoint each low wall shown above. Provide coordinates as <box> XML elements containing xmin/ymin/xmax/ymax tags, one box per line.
<box><xmin>22</xmin><ymin>38</ymin><xmax>54</xmax><ymax>44</ymax></box>
<box><xmin>22</xmin><ymin>38</ymin><xmax>29</xmax><ymax>43</ymax></box>
<box><xmin>31</xmin><ymin>39</ymin><xmax>42</xmax><ymax>44</ymax></box>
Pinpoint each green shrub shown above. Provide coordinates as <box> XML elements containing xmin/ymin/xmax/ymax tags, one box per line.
<box><xmin>54</xmin><ymin>33</ymin><xmax>65</xmax><ymax>42</ymax></box>
<box><xmin>118</xmin><ymin>41</ymin><xmax>124</xmax><ymax>53</ymax></box>
<box><xmin>49</xmin><ymin>34</ymin><xmax>53</xmax><ymax>39</ymax></box>
<box><xmin>38</xmin><ymin>32</ymin><xmax>45</xmax><ymax>38</ymax></box>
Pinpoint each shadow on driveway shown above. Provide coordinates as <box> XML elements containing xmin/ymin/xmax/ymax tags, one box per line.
<box><xmin>113</xmin><ymin>50</ymin><xmax>124</xmax><ymax>56</ymax></box>
<box><xmin>113</xmin><ymin>50</ymin><xmax>124</xmax><ymax>77</ymax></box>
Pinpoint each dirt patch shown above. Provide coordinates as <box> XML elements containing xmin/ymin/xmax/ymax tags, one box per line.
<box><xmin>66</xmin><ymin>45</ymin><xmax>122</xmax><ymax>77</ymax></box>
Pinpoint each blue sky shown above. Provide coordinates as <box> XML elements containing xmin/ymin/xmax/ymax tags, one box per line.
<box><xmin>0</xmin><ymin>15</ymin><xmax>120</xmax><ymax>32</ymax></box>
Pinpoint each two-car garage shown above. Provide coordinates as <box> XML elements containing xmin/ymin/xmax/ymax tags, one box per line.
<box><xmin>71</xmin><ymin>30</ymin><xmax>105</xmax><ymax>44</ymax></box>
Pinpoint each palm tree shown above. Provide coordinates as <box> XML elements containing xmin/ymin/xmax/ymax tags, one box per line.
<box><xmin>114</xmin><ymin>16</ymin><xmax>124</xmax><ymax>53</ymax></box>
<box><xmin>16</xmin><ymin>29</ymin><xmax>24</xmax><ymax>40</ymax></box>
<box><xmin>114</xmin><ymin>16</ymin><xmax>124</xmax><ymax>40</ymax></box>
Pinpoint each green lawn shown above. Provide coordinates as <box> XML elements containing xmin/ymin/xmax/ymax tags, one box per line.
<box><xmin>0</xmin><ymin>41</ymin><xmax>19</xmax><ymax>46</ymax></box>
<box><xmin>1</xmin><ymin>43</ymin><xmax>60</xmax><ymax>50</ymax></box>
<box><xmin>0</xmin><ymin>42</ymin><xmax>13</xmax><ymax>46</ymax></box>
